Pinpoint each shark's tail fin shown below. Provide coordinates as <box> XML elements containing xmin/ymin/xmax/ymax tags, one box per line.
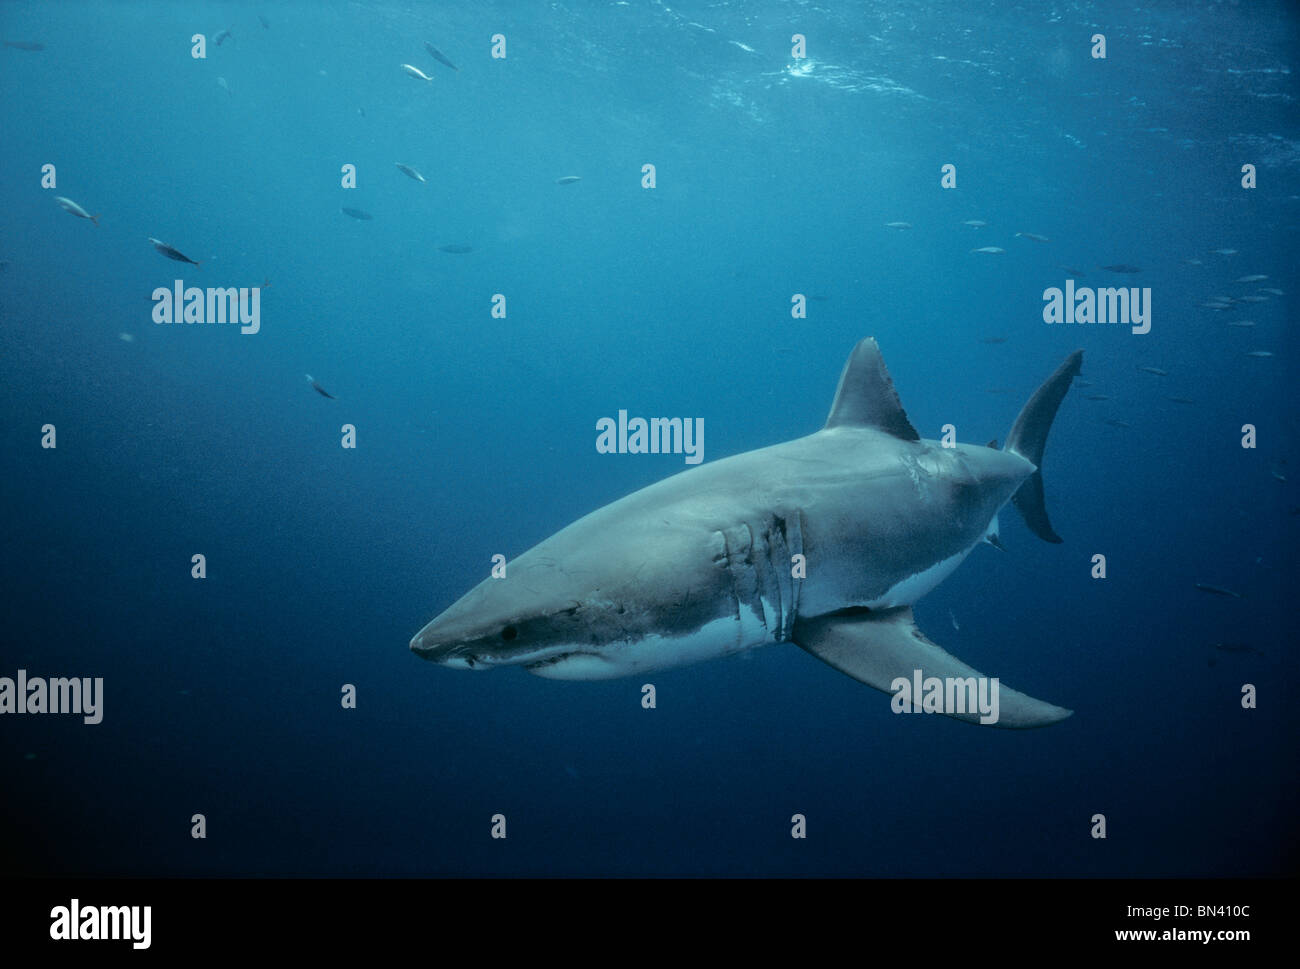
<box><xmin>1004</xmin><ymin>350</ymin><xmax>1083</xmax><ymax>543</ymax></box>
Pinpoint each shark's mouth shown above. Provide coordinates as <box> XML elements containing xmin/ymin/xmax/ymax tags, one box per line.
<box><xmin>443</xmin><ymin>639</ymin><xmax>593</xmax><ymax>672</ymax></box>
<box><xmin>522</xmin><ymin>651</ymin><xmax>593</xmax><ymax>672</ymax></box>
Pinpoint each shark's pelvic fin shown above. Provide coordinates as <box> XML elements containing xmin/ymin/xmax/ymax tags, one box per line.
<box><xmin>823</xmin><ymin>338</ymin><xmax>920</xmax><ymax>440</ymax></box>
<box><xmin>1004</xmin><ymin>349</ymin><xmax>1084</xmax><ymax>543</ymax></box>
<box><xmin>792</xmin><ymin>607</ymin><xmax>1073</xmax><ymax>729</ymax></box>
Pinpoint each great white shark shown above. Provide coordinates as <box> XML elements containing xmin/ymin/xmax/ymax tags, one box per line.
<box><xmin>411</xmin><ymin>338</ymin><xmax>1083</xmax><ymax>728</ymax></box>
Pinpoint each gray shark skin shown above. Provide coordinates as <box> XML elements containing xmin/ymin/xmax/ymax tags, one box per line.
<box><xmin>411</xmin><ymin>338</ymin><xmax>1083</xmax><ymax>728</ymax></box>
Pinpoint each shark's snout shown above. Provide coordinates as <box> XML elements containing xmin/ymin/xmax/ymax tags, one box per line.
<box><xmin>410</xmin><ymin>632</ymin><xmax>479</xmax><ymax>670</ymax></box>
<box><xmin>409</xmin><ymin>620</ymin><xmax>460</xmax><ymax>664</ymax></box>
<box><xmin>409</xmin><ymin>610</ymin><xmax>504</xmax><ymax>670</ymax></box>
<box><xmin>409</xmin><ymin>629</ymin><xmax>433</xmax><ymax>656</ymax></box>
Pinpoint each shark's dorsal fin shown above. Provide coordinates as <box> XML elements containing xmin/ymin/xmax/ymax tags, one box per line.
<box><xmin>823</xmin><ymin>338</ymin><xmax>920</xmax><ymax>440</ymax></box>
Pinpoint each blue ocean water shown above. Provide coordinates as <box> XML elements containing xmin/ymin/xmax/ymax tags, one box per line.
<box><xmin>1</xmin><ymin>0</ymin><xmax>1296</xmax><ymax>877</ymax></box>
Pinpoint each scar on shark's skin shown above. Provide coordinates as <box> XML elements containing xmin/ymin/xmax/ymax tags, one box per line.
<box><xmin>410</xmin><ymin>337</ymin><xmax>1082</xmax><ymax>728</ymax></box>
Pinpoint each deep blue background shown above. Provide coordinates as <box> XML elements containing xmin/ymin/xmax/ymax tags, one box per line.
<box><xmin>1</xmin><ymin>0</ymin><xmax>1296</xmax><ymax>876</ymax></box>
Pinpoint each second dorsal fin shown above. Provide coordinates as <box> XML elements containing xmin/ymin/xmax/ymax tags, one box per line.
<box><xmin>823</xmin><ymin>338</ymin><xmax>920</xmax><ymax>440</ymax></box>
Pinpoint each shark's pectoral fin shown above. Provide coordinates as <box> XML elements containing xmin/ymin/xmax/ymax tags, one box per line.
<box><xmin>792</xmin><ymin>608</ymin><xmax>1073</xmax><ymax>729</ymax></box>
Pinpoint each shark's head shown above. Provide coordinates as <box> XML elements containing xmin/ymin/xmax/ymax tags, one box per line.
<box><xmin>409</xmin><ymin>517</ymin><xmax>727</xmax><ymax>678</ymax></box>
<box><xmin>408</xmin><ymin>570</ymin><xmax>589</xmax><ymax>672</ymax></box>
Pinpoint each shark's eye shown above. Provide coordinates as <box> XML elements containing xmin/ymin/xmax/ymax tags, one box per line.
<box><xmin>464</xmin><ymin>655</ymin><xmax>477</xmax><ymax>668</ymax></box>
<box><xmin>501</xmin><ymin>625</ymin><xmax>518</xmax><ymax>642</ymax></box>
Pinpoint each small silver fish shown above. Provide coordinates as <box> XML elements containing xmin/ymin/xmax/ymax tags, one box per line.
<box><xmin>148</xmin><ymin>237</ymin><xmax>200</xmax><ymax>266</ymax></box>
<box><xmin>555</xmin><ymin>176</ymin><xmax>582</xmax><ymax>185</ymax></box>
<box><xmin>884</xmin><ymin>221</ymin><xmax>912</xmax><ymax>229</ymax></box>
<box><xmin>424</xmin><ymin>42</ymin><xmax>460</xmax><ymax>72</ymax></box>
<box><xmin>1235</xmin><ymin>274</ymin><xmax>1268</xmax><ymax>283</ymax></box>
<box><xmin>395</xmin><ymin>163</ymin><xmax>426</xmax><ymax>183</ymax></box>
<box><xmin>1138</xmin><ymin>366</ymin><xmax>1168</xmax><ymax>376</ymax></box>
<box><xmin>1245</xmin><ymin>351</ymin><xmax>1274</xmax><ymax>358</ymax></box>
<box><xmin>1015</xmin><ymin>231</ymin><xmax>1050</xmax><ymax>242</ymax></box>
<box><xmin>1211</xmin><ymin>642</ymin><xmax>1262</xmax><ymax>656</ymax></box>
<box><xmin>1208</xmin><ymin>248</ymin><xmax>1237</xmax><ymax>255</ymax></box>
<box><xmin>306</xmin><ymin>374</ymin><xmax>336</xmax><ymax>399</ymax></box>
<box><xmin>55</xmin><ymin>196</ymin><xmax>99</xmax><ymax>225</ymax></box>
<box><xmin>1258</xmin><ymin>287</ymin><xmax>1284</xmax><ymax>296</ymax></box>
<box><xmin>401</xmin><ymin>63</ymin><xmax>434</xmax><ymax>82</ymax></box>
<box><xmin>1195</xmin><ymin>583</ymin><xmax>1241</xmax><ymax>598</ymax></box>
<box><xmin>1237</xmin><ymin>295</ymin><xmax>1269</xmax><ymax>303</ymax></box>
<box><xmin>960</xmin><ymin>220</ymin><xmax>987</xmax><ymax>228</ymax></box>
<box><xmin>971</xmin><ymin>246</ymin><xmax>1005</xmax><ymax>254</ymax></box>
<box><xmin>1226</xmin><ymin>320</ymin><xmax>1256</xmax><ymax>327</ymax></box>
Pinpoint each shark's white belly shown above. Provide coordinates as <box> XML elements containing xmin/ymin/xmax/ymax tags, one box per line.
<box><xmin>526</xmin><ymin>612</ymin><xmax>769</xmax><ymax>680</ymax></box>
<box><xmin>862</xmin><ymin>536</ymin><xmax>983</xmax><ymax>609</ymax></box>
